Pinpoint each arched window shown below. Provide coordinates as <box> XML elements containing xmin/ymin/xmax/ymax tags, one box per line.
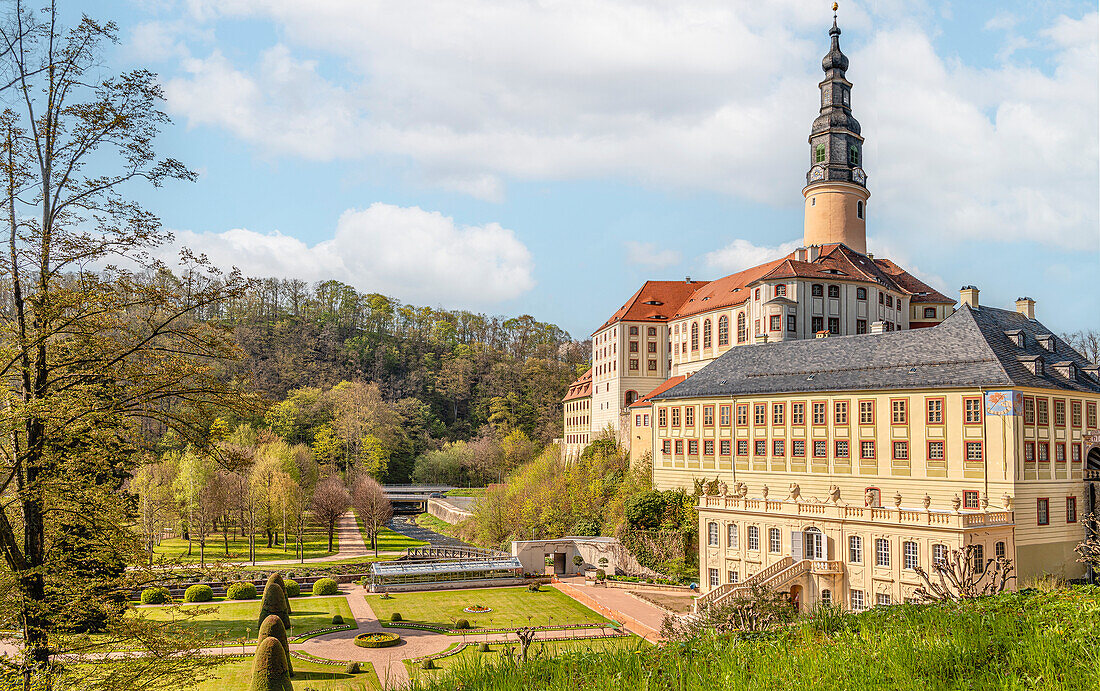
<box><xmin>857</xmin><ymin>200</ymin><xmax>864</xmax><ymax>219</ymax></box>
<box><xmin>624</xmin><ymin>391</ymin><xmax>638</xmax><ymax>407</ymax></box>
<box><xmin>691</xmin><ymin>322</ymin><xmax>699</xmax><ymax>351</ymax></box>
<box><xmin>707</xmin><ymin>522</ymin><xmax>719</xmax><ymax>546</ymax></box>
<box><xmin>811</xmin><ymin>284</ymin><xmax>824</xmax><ymax>297</ymax></box>
<box><xmin>718</xmin><ymin>315</ymin><xmax>729</xmax><ymax>346</ymax></box>
<box><xmin>821</xmin><ymin>589</ymin><xmax>832</xmax><ymax>606</ymax></box>
<box><xmin>828</xmin><ymin>285</ymin><xmax>840</xmax><ymax>298</ymax></box>
<box><xmin>703</xmin><ymin>319</ymin><xmax>712</xmax><ymax>349</ymax></box>
<box><xmin>736</xmin><ymin>313</ymin><xmax>746</xmax><ymax>343</ymax></box>
<box><xmin>775</xmin><ymin>284</ymin><xmax>786</xmax><ymax>297</ymax></box>
<box><xmin>856</xmin><ymin>287</ymin><xmax>867</xmax><ymax>300</ymax></box>
<box><xmin>647</xmin><ymin>327</ymin><xmax>656</xmax><ymax>337</ymax></box>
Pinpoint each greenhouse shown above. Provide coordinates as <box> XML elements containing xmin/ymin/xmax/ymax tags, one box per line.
<box><xmin>367</xmin><ymin>557</ymin><xmax>524</xmax><ymax>590</ymax></box>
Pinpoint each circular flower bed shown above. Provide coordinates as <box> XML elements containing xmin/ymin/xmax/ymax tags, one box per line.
<box><xmin>354</xmin><ymin>632</ymin><xmax>401</xmax><ymax>649</ymax></box>
<box><xmin>462</xmin><ymin>605</ymin><xmax>492</xmax><ymax>614</ymax></box>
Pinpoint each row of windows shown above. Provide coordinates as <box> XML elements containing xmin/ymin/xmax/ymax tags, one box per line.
<box><xmin>627</xmin><ymin>326</ymin><xmax>659</xmax><ymax>337</ymax></box>
<box><xmin>658</xmin><ymin>397</ymin><xmax>987</xmax><ymax>431</ymax></box>
<box><xmin>666</xmin><ymin>438</ymin><xmax>980</xmax><ymax>463</ymax></box>
<box><xmin>1023</xmin><ymin>442</ymin><xmax>1088</xmax><ymax>464</ymax></box>
<box><xmin>627</xmin><ymin>340</ymin><xmax>660</xmax><ymax>353</ymax></box>
<box><xmin>1023</xmin><ymin>398</ymin><xmax>1097</xmax><ymax>429</ymax></box>
<box><xmin>1037</xmin><ymin>497</ymin><xmax>1077</xmax><ymax>525</ymax></box>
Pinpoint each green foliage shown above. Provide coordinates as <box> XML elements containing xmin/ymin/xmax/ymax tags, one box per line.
<box><xmin>355</xmin><ymin>632</ymin><xmax>401</xmax><ymax>648</ymax></box>
<box><xmin>391</xmin><ymin>612</ymin><xmax>403</xmax><ymax>622</ymax></box>
<box><xmin>624</xmin><ymin>491</ymin><xmax>665</xmax><ymax>531</ymax></box>
<box><xmin>259</xmin><ymin>581</ymin><xmax>291</xmax><ymax>630</ymax></box>
<box><xmin>183</xmin><ymin>585</ymin><xmax>214</xmax><ymax>603</ymax></box>
<box><xmin>420</xmin><ymin>658</ymin><xmax>435</xmax><ymax>670</ymax></box>
<box><xmin>227</xmin><ymin>582</ymin><xmax>258</xmax><ymax>600</ymax></box>
<box><xmin>332</xmin><ymin>614</ymin><xmax>344</xmax><ymax>625</ymax></box>
<box><xmin>283</xmin><ymin>579</ymin><xmax>300</xmax><ymax>598</ymax></box>
<box><xmin>571</xmin><ymin>518</ymin><xmax>601</xmax><ymax>537</ymax></box>
<box><xmin>527</xmin><ymin>584</ymin><xmax>541</xmax><ymax>593</ymax></box>
<box><xmin>265</xmin><ymin>574</ymin><xmax>292</xmax><ymax>614</ymax></box>
<box><xmin>409</xmin><ymin>587</ymin><xmax>1100</xmax><ymax>691</ymax></box>
<box><xmin>345</xmin><ymin>662</ymin><xmax>360</xmax><ymax>674</ymax></box>
<box><xmin>257</xmin><ymin>614</ymin><xmax>293</xmax><ymax>677</ymax></box>
<box><xmin>455</xmin><ymin>619</ymin><xmax>470</xmax><ymax>630</ymax></box>
<box><xmin>312</xmin><ymin>578</ymin><xmax>338</xmax><ymax>596</ymax></box>
<box><xmin>141</xmin><ymin>587</ymin><xmax>171</xmax><ymax>604</ymax></box>
<box><xmin>248</xmin><ymin>636</ymin><xmax>292</xmax><ymax>691</ymax></box>
<box><xmin>478</xmin><ymin>642</ymin><xmax>491</xmax><ymax>652</ymax></box>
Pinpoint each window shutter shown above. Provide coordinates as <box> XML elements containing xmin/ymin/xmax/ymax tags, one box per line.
<box><xmin>791</xmin><ymin>531</ymin><xmax>804</xmax><ymax>561</ymax></box>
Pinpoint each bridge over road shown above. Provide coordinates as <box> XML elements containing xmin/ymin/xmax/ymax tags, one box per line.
<box><xmin>382</xmin><ymin>485</ymin><xmax>454</xmax><ymax>513</ymax></box>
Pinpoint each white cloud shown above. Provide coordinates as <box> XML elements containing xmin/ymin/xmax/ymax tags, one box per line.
<box><xmin>168</xmin><ymin>203</ymin><xmax>535</xmax><ymax>307</ymax></box>
<box><xmin>625</xmin><ymin>241</ymin><xmax>681</xmax><ymax>268</ymax></box>
<box><xmin>155</xmin><ymin>2</ymin><xmax>1096</xmax><ymax>251</ymax></box>
<box><xmin>704</xmin><ymin>238</ymin><xmax>802</xmax><ymax>274</ymax></box>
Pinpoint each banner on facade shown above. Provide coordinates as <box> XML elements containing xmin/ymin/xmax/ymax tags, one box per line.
<box><xmin>984</xmin><ymin>390</ymin><xmax>1021</xmax><ymax>416</ymax></box>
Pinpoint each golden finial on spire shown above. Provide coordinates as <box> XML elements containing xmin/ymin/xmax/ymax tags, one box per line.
<box><xmin>833</xmin><ymin>2</ymin><xmax>839</xmax><ymax>11</ymax></box>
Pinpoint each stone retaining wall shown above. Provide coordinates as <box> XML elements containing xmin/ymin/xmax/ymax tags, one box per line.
<box><xmin>427</xmin><ymin>498</ymin><xmax>474</xmax><ymax>524</ymax></box>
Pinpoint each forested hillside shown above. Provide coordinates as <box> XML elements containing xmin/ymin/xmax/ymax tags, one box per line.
<box><xmin>195</xmin><ymin>278</ymin><xmax>588</xmax><ymax>482</ymax></box>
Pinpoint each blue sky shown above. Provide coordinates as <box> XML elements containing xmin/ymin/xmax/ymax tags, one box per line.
<box><xmin>89</xmin><ymin>0</ymin><xmax>1097</xmax><ymax>338</ymax></box>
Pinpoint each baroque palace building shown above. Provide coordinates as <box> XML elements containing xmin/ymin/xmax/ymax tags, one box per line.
<box><xmin>562</xmin><ymin>15</ymin><xmax>1100</xmax><ymax>609</ymax></box>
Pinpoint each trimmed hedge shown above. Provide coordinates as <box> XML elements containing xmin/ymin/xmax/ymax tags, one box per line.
<box><xmin>283</xmin><ymin>579</ymin><xmax>300</xmax><ymax>598</ymax></box>
<box><xmin>258</xmin><ymin>614</ymin><xmax>293</xmax><ymax>677</ymax></box>
<box><xmin>227</xmin><ymin>582</ymin><xmax>258</xmax><ymax>600</ymax></box>
<box><xmin>345</xmin><ymin>662</ymin><xmax>360</xmax><ymax>674</ymax></box>
<box><xmin>390</xmin><ymin>612</ymin><xmax>402</xmax><ymax>622</ymax></box>
<box><xmin>140</xmin><ymin>586</ymin><xmax>170</xmax><ymax>604</ymax></box>
<box><xmin>354</xmin><ymin>632</ymin><xmax>401</xmax><ymax>649</ymax></box>
<box><xmin>455</xmin><ymin>619</ymin><xmax>470</xmax><ymax>630</ymax></box>
<box><xmin>312</xmin><ymin>578</ymin><xmax>338</xmax><ymax>596</ymax></box>
<box><xmin>249</xmin><ymin>636</ymin><xmax>292</xmax><ymax>691</ymax></box>
<box><xmin>528</xmin><ymin>583</ymin><xmax>541</xmax><ymax>592</ymax></box>
<box><xmin>420</xmin><ymin>658</ymin><xmax>435</xmax><ymax>670</ymax></box>
<box><xmin>332</xmin><ymin>615</ymin><xmax>344</xmax><ymax>625</ymax></box>
<box><xmin>183</xmin><ymin>584</ymin><xmax>213</xmax><ymax>603</ymax></box>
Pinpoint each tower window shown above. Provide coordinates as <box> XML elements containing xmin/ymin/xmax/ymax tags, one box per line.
<box><xmin>849</xmin><ymin>145</ymin><xmax>860</xmax><ymax>166</ymax></box>
<box><xmin>815</xmin><ymin>143</ymin><xmax>826</xmax><ymax>163</ymax></box>
<box><xmin>857</xmin><ymin>201</ymin><xmax>864</xmax><ymax>219</ymax></box>
<box><xmin>811</xmin><ymin>197</ymin><xmax>816</xmax><ymax>207</ymax></box>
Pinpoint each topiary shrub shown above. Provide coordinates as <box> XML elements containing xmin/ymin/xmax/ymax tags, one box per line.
<box><xmin>257</xmin><ymin>614</ymin><xmax>293</xmax><ymax>677</ymax></box>
<box><xmin>420</xmin><ymin>658</ymin><xmax>434</xmax><ymax>670</ymax></box>
<box><xmin>527</xmin><ymin>583</ymin><xmax>541</xmax><ymax>592</ymax></box>
<box><xmin>265</xmin><ymin>573</ymin><xmax>292</xmax><ymax>614</ymax></box>
<box><xmin>345</xmin><ymin>662</ymin><xmax>360</xmax><ymax>674</ymax></box>
<box><xmin>390</xmin><ymin>612</ymin><xmax>402</xmax><ymax>622</ymax></box>
<box><xmin>283</xmin><ymin>579</ymin><xmax>300</xmax><ymax>598</ymax></box>
<box><xmin>595</xmin><ymin>569</ymin><xmax>606</xmax><ymax>581</ymax></box>
<box><xmin>249</xmin><ymin>635</ymin><xmax>292</xmax><ymax>691</ymax></box>
<box><xmin>312</xmin><ymin>577</ymin><xmax>338</xmax><ymax>596</ymax></box>
<box><xmin>183</xmin><ymin>584</ymin><xmax>213</xmax><ymax>603</ymax></box>
<box><xmin>454</xmin><ymin>619</ymin><xmax>470</xmax><ymax>630</ymax></box>
<box><xmin>227</xmin><ymin>582</ymin><xmax>258</xmax><ymax>600</ymax></box>
<box><xmin>140</xmin><ymin>586</ymin><xmax>170</xmax><ymax>604</ymax></box>
<box><xmin>478</xmin><ymin>642</ymin><xmax>490</xmax><ymax>652</ymax></box>
<box><xmin>258</xmin><ymin>581</ymin><xmax>290</xmax><ymax>631</ymax></box>
<box><xmin>331</xmin><ymin>614</ymin><xmax>343</xmax><ymax>625</ymax></box>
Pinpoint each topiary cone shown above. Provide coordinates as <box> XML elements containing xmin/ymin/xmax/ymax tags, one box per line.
<box><xmin>265</xmin><ymin>573</ymin><xmax>292</xmax><ymax>615</ymax></box>
<box><xmin>258</xmin><ymin>581</ymin><xmax>290</xmax><ymax>631</ymax></box>
<box><xmin>258</xmin><ymin>614</ymin><xmax>293</xmax><ymax>677</ymax></box>
<box><xmin>249</xmin><ymin>636</ymin><xmax>293</xmax><ymax>691</ymax></box>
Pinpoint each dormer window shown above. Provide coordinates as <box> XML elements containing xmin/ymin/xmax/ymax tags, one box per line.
<box><xmin>1037</xmin><ymin>334</ymin><xmax>1055</xmax><ymax>352</ymax></box>
<box><xmin>1019</xmin><ymin>355</ymin><xmax>1043</xmax><ymax>376</ymax></box>
<box><xmin>643</xmin><ymin>300</ymin><xmax>663</xmax><ymax>306</ymax></box>
<box><xmin>1004</xmin><ymin>330</ymin><xmax>1024</xmax><ymax>348</ymax></box>
<box><xmin>1053</xmin><ymin>362</ymin><xmax>1077</xmax><ymax>381</ymax></box>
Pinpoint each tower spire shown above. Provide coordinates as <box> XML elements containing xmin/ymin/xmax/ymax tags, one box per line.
<box><xmin>802</xmin><ymin>4</ymin><xmax>870</xmax><ymax>254</ymax></box>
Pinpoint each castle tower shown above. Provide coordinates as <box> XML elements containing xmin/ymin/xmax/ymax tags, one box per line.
<box><xmin>803</xmin><ymin>10</ymin><xmax>869</xmax><ymax>254</ymax></box>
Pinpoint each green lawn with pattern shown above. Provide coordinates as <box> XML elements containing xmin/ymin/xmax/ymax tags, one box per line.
<box><xmin>364</xmin><ymin>586</ymin><xmax>613</xmax><ymax>631</ymax></box>
<box><xmin>151</xmin><ymin>529</ymin><xmax>337</xmax><ymax>563</ymax></box>
<box><xmin>405</xmin><ymin>636</ymin><xmax>642</xmax><ymax>680</ymax></box>
<box><xmin>136</xmin><ymin>595</ymin><xmax>355</xmax><ymax>644</ymax></box>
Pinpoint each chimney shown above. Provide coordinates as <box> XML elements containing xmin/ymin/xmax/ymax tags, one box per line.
<box><xmin>685</xmin><ymin>276</ymin><xmax>692</xmax><ymax>283</ymax></box>
<box><xmin>959</xmin><ymin>285</ymin><xmax>980</xmax><ymax>308</ymax></box>
<box><xmin>1015</xmin><ymin>297</ymin><xmax>1036</xmax><ymax>319</ymax></box>
<box><xmin>870</xmin><ymin>321</ymin><xmax>887</xmax><ymax>334</ymax></box>
<box><xmin>807</xmin><ymin>245</ymin><xmax>822</xmax><ymax>262</ymax></box>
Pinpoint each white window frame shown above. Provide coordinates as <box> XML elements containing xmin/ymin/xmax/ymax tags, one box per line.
<box><xmin>875</xmin><ymin>537</ymin><xmax>890</xmax><ymax>567</ymax></box>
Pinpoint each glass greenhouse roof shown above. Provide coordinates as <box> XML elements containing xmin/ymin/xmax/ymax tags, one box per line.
<box><xmin>370</xmin><ymin>557</ymin><xmax>522</xmax><ymax>577</ymax></box>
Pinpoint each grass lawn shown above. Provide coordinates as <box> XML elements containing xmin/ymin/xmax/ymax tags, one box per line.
<box><xmin>353</xmin><ymin>514</ymin><xmax>429</xmax><ymax>551</ymax></box>
<box><xmin>364</xmin><ymin>586</ymin><xmax>612</xmax><ymax>631</ymax></box>
<box><xmin>136</xmin><ymin>595</ymin><xmax>355</xmax><ymax>643</ymax></box>
<box><xmin>405</xmin><ymin>637</ymin><xmax>641</xmax><ymax>680</ymax></box>
<box><xmin>191</xmin><ymin>658</ymin><xmax>379</xmax><ymax>691</ymax></box>
<box><xmin>415</xmin><ymin>512</ymin><xmax>461</xmax><ymax>536</ymax></box>
<box><xmin>444</xmin><ymin>488</ymin><xmax>485</xmax><ymax>497</ymax></box>
<box><xmin>152</xmin><ymin>528</ymin><xmax>337</xmax><ymax>563</ymax></box>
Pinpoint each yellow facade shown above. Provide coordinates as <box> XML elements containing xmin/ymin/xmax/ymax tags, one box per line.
<box><xmin>650</xmin><ymin>387</ymin><xmax>1100</xmax><ymax>609</ymax></box>
<box><xmin>802</xmin><ymin>181</ymin><xmax>870</xmax><ymax>253</ymax></box>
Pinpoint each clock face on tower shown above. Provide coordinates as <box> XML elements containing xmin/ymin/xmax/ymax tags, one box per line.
<box><xmin>852</xmin><ymin>167</ymin><xmax>866</xmax><ymax>184</ymax></box>
<box><xmin>810</xmin><ymin>165</ymin><xmax>826</xmax><ymax>182</ymax></box>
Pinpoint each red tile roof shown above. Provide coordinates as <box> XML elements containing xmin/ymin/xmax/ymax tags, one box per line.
<box><xmin>563</xmin><ymin>368</ymin><xmax>593</xmax><ymax>401</ymax></box>
<box><xmin>629</xmin><ymin>375</ymin><xmax>687</xmax><ymax>408</ymax></box>
<box><xmin>594</xmin><ymin>280</ymin><xmax>705</xmax><ymax>335</ymax></box>
<box><xmin>672</xmin><ymin>258</ymin><xmax>787</xmax><ymax>319</ymax></box>
<box><xmin>872</xmin><ymin>258</ymin><xmax>954</xmax><ymax>303</ymax></box>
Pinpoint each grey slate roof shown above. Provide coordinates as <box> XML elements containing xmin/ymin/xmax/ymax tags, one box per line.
<box><xmin>653</xmin><ymin>305</ymin><xmax>1100</xmax><ymax>400</ymax></box>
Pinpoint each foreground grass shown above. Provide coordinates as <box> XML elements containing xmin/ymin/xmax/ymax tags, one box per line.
<box><xmin>414</xmin><ymin>512</ymin><xmax>462</xmax><ymax>538</ymax></box>
<box><xmin>406</xmin><ymin>636</ymin><xmax>641</xmax><ymax>680</ymax></box>
<box><xmin>152</xmin><ymin>529</ymin><xmax>337</xmax><ymax>563</ymax></box>
<box><xmin>412</xmin><ymin>586</ymin><xmax>1100</xmax><ymax>691</ymax></box>
<box><xmin>352</xmin><ymin>513</ymin><xmax>429</xmax><ymax>551</ymax></box>
<box><xmin>364</xmin><ymin>586</ymin><xmax>612</xmax><ymax>630</ymax></box>
<box><xmin>136</xmin><ymin>595</ymin><xmax>355</xmax><ymax>643</ymax></box>
<box><xmin>193</xmin><ymin>658</ymin><xmax>379</xmax><ymax>691</ymax></box>
<box><xmin>445</xmin><ymin>488</ymin><xmax>486</xmax><ymax>497</ymax></box>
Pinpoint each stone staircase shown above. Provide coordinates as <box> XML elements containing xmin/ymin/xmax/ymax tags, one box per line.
<box><xmin>691</xmin><ymin>558</ymin><xmax>843</xmax><ymax>614</ymax></box>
